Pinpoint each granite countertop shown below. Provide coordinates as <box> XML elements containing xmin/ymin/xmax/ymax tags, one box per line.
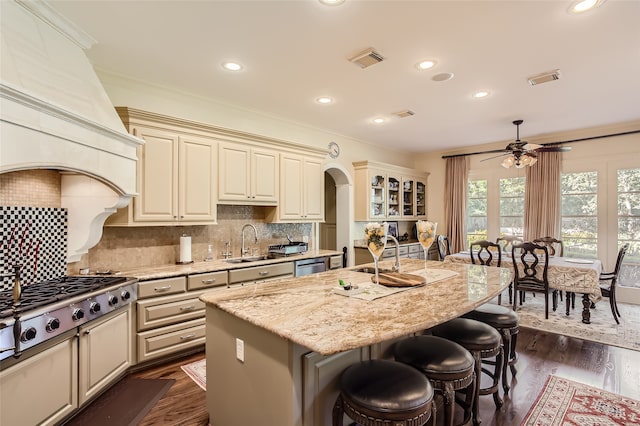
<box><xmin>200</xmin><ymin>259</ymin><xmax>511</xmax><ymax>355</ymax></box>
<box><xmin>110</xmin><ymin>249</ymin><xmax>342</xmax><ymax>281</ymax></box>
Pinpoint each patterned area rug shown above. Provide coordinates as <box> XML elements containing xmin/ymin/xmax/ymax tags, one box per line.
<box><xmin>181</xmin><ymin>358</ymin><xmax>206</xmax><ymax>391</ymax></box>
<box><xmin>521</xmin><ymin>375</ymin><xmax>640</xmax><ymax>425</ymax></box>
<box><xmin>501</xmin><ymin>295</ymin><xmax>640</xmax><ymax>351</ymax></box>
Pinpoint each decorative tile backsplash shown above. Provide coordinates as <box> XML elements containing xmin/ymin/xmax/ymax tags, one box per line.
<box><xmin>1</xmin><ymin>206</ymin><xmax>67</xmax><ymax>291</ymax></box>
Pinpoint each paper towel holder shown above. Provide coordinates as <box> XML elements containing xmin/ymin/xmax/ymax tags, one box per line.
<box><xmin>177</xmin><ymin>233</ymin><xmax>195</xmax><ymax>265</ymax></box>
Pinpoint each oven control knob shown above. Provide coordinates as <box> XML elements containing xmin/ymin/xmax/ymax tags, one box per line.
<box><xmin>108</xmin><ymin>295</ymin><xmax>119</xmax><ymax>306</ymax></box>
<box><xmin>72</xmin><ymin>308</ymin><xmax>85</xmax><ymax>321</ymax></box>
<box><xmin>121</xmin><ymin>290</ymin><xmax>131</xmax><ymax>301</ymax></box>
<box><xmin>89</xmin><ymin>302</ymin><xmax>101</xmax><ymax>314</ymax></box>
<box><xmin>20</xmin><ymin>327</ymin><xmax>37</xmax><ymax>342</ymax></box>
<box><xmin>46</xmin><ymin>318</ymin><xmax>60</xmax><ymax>332</ymax></box>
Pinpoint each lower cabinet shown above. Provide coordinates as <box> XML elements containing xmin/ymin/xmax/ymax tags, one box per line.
<box><xmin>79</xmin><ymin>308</ymin><xmax>133</xmax><ymax>405</ymax></box>
<box><xmin>0</xmin><ymin>332</ymin><xmax>78</xmax><ymax>426</ymax></box>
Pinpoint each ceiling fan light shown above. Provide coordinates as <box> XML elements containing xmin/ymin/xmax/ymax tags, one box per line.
<box><xmin>529</xmin><ymin>156</ymin><xmax>538</xmax><ymax>166</ymax></box>
<box><xmin>501</xmin><ymin>156</ymin><xmax>515</xmax><ymax>168</ymax></box>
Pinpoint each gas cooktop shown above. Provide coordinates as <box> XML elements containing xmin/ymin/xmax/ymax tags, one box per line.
<box><xmin>0</xmin><ymin>276</ymin><xmax>128</xmax><ymax>319</ymax></box>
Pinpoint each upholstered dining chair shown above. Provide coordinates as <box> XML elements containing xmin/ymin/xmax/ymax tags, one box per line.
<box><xmin>599</xmin><ymin>243</ymin><xmax>630</xmax><ymax>324</ymax></box>
<box><xmin>512</xmin><ymin>242</ymin><xmax>552</xmax><ymax>319</ymax></box>
<box><xmin>532</xmin><ymin>237</ymin><xmax>564</xmax><ymax>257</ymax></box>
<box><xmin>496</xmin><ymin>235</ymin><xmax>523</xmax><ymax>253</ymax></box>
<box><xmin>436</xmin><ymin>234</ymin><xmax>451</xmax><ymax>261</ymax></box>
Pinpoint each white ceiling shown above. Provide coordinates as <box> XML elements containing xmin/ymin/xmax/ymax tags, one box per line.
<box><xmin>48</xmin><ymin>0</ymin><xmax>640</xmax><ymax>153</ymax></box>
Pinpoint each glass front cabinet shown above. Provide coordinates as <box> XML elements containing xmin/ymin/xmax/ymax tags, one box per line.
<box><xmin>354</xmin><ymin>161</ymin><xmax>429</xmax><ymax>221</ymax></box>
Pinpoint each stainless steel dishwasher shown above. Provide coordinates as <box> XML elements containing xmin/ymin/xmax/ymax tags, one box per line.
<box><xmin>294</xmin><ymin>257</ymin><xmax>328</xmax><ymax>277</ymax></box>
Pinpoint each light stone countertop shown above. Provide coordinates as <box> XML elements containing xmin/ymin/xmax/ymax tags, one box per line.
<box><xmin>109</xmin><ymin>249</ymin><xmax>342</xmax><ymax>281</ymax></box>
<box><xmin>200</xmin><ymin>259</ymin><xmax>512</xmax><ymax>355</ymax></box>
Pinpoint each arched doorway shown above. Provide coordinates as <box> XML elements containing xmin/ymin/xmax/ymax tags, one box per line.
<box><xmin>321</xmin><ymin>164</ymin><xmax>353</xmax><ymax>267</ymax></box>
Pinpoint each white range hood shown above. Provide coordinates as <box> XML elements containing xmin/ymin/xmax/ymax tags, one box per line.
<box><xmin>0</xmin><ymin>0</ymin><xmax>143</xmax><ymax>262</ymax></box>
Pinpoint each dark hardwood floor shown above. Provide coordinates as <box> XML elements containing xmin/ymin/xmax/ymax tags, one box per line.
<box><xmin>130</xmin><ymin>327</ymin><xmax>640</xmax><ymax>426</ymax></box>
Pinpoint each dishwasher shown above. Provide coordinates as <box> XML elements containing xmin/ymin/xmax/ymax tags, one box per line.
<box><xmin>294</xmin><ymin>257</ymin><xmax>328</xmax><ymax>277</ymax></box>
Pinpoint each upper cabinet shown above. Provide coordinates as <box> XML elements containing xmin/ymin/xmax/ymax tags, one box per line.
<box><xmin>353</xmin><ymin>161</ymin><xmax>429</xmax><ymax>221</ymax></box>
<box><xmin>106</xmin><ymin>109</ymin><xmax>217</xmax><ymax>226</ymax></box>
<box><xmin>218</xmin><ymin>142</ymin><xmax>278</xmax><ymax>205</ymax></box>
<box><xmin>266</xmin><ymin>152</ymin><xmax>325</xmax><ymax>223</ymax></box>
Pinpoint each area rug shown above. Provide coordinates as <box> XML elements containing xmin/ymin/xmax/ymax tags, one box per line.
<box><xmin>496</xmin><ymin>295</ymin><xmax>640</xmax><ymax>351</ymax></box>
<box><xmin>521</xmin><ymin>375</ymin><xmax>640</xmax><ymax>425</ymax></box>
<box><xmin>65</xmin><ymin>377</ymin><xmax>174</xmax><ymax>426</ymax></box>
<box><xmin>181</xmin><ymin>358</ymin><xmax>207</xmax><ymax>391</ymax></box>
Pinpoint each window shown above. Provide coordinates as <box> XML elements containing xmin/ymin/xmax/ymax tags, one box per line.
<box><xmin>560</xmin><ymin>171</ymin><xmax>598</xmax><ymax>258</ymax></box>
<box><xmin>617</xmin><ymin>168</ymin><xmax>640</xmax><ymax>288</ymax></box>
<box><xmin>499</xmin><ymin>177</ymin><xmax>525</xmax><ymax>237</ymax></box>
<box><xmin>466</xmin><ymin>179</ymin><xmax>487</xmax><ymax>247</ymax></box>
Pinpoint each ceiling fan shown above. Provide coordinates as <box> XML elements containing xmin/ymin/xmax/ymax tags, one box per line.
<box><xmin>484</xmin><ymin>120</ymin><xmax>571</xmax><ymax>168</ymax></box>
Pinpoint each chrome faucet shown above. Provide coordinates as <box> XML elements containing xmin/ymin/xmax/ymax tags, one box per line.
<box><xmin>387</xmin><ymin>235</ymin><xmax>401</xmax><ymax>273</ymax></box>
<box><xmin>241</xmin><ymin>224</ymin><xmax>258</xmax><ymax>257</ymax></box>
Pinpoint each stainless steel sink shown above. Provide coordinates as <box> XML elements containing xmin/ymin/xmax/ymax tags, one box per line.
<box><xmin>225</xmin><ymin>255</ymin><xmax>268</xmax><ymax>264</ymax></box>
<box><xmin>352</xmin><ymin>267</ymin><xmax>394</xmax><ymax>274</ymax></box>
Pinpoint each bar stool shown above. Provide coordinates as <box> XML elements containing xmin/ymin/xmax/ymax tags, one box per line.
<box><xmin>431</xmin><ymin>318</ymin><xmax>504</xmax><ymax>426</ymax></box>
<box><xmin>462</xmin><ymin>304</ymin><xmax>519</xmax><ymax>395</ymax></box>
<box><xmin>394</xmin><ymin>335</ymin><xmax>475</xmax><ymax>426</ymax></box>
<box><xmin>332</xmin><ymin>359</ymin><xmax>436</xmax><ymax>426</ymax></box>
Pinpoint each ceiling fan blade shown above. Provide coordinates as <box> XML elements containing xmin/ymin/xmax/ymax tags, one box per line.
<box><xmin>523</xmin><ymin>143</ymin><xmax>542</xmax><ymax>151</ymax></box>
<box><xmin>480</xmin><ymin>152</ymin><xmax>511</xmax><ymax>162</ymax></box>
<box><xmin>535</xmin><ymin>146</ymin><xmax>572</xmax><ymax>152</ymax></box>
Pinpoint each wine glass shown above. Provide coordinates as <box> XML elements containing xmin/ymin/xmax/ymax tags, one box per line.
<box><xmin>417</xmin><ymin>221</ymin><xmax>437</xmax><ymax>270</ymax></box>
<box><xmin>365</xmin><ymin>222</ymin><xmax>389</xmax><ymax>285</ymax></box>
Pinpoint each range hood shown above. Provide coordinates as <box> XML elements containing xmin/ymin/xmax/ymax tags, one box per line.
<box><xmin>0</xmin><ymin>0</ymin><xmax>144</xmax><ymax>262</ymax></box>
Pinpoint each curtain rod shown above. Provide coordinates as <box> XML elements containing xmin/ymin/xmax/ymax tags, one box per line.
<box><xmin>441</xmin><ymin>129</ymin><xmax>640</xmax><ymax>159</ymax></box>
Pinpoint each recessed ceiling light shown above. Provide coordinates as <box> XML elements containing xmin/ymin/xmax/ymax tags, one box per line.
<box><xmin>372</xmin><ymin>117</ymin><xmax>386</xmax><ymax>124</ymax></box>
<box><xmin>472</xmin><ymin>91</ymin><xmax>490</xmax><ymax>99</ymax></box>
<box><xmin>416</xmin><ymin>60</ymin><xmax>437</xmax><ymax>70</ymax></box>
<box><xmin>316</xmin><ymin>97</ymin><xmax>333</xmax><ymax>104</ymax></box>
<box><xmin>432</xmin><ymin>72</ymin><xmax>454</xmax><ymax>82</ymax></box>
<box><xmin>569</xmin><ymin>0</ymin><xmax>605</xmax><ymax>13</ymax></box>
<box><xmin>319</xmin><ymin>0</ymin><xmax>345</xmax><ymax>5</ymax></box>
<box><xmin>222</xmin><ymin>62</ymin><xmax>243</xmax><ymax>71</ymax></box>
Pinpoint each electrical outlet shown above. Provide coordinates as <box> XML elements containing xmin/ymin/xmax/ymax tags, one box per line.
<box><xmin>303</xmin><ymin>235</ymin><xmax>309</xmax><ymax>243</ymax></box>
<box><xmin>236</xmin><ymin>338</ymin><xmax>245</xmax><ymax>362</ymax></box>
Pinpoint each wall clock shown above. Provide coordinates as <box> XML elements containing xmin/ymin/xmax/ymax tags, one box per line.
<box><xmin>328</xmin><ymin>141</ymin><xmax>340</xmax><ymax>159</ymax></box>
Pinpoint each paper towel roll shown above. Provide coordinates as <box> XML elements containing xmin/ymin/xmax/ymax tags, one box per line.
<box><xmin>179</xmin><ymin>235</ymin><xmax>192</xmax><ymax>263</ymax></box>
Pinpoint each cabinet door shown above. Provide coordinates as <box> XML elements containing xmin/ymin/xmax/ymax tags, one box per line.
<box><xmin>370</xmin><ymin>172</ymin><xmax>386</xmax><ymax>219</ymax></box>
<box><xmin>251</xmin><ymin>147</ymin><xmax>278</xmax><ymax>203</ymax></box>
<box><xmin>133</xmin><ymin>127</ymin><xmax>178</xmax><ymax>221</ymax></box>
<box><xmin>416</xmin><ymin>179</ymin><xmax>426</xmax><ymax>217</ymax></box>
<box><xmin>179</xmin><ymin>136</ymin><xmax>217</xmax><ymax>221</ymax></box>
<box><xmin>402</xmin><ymin>178</ymin><xmax>415</xmax><ymax>217</ymax></box>
<box><xmin>79</xmin><ymin>308</ymin><xmax>132</xmax><ymax>405</ymax></box>
<box><xmin>302</xmin><ymin>156</ymin><xmax>324</xmax><ymax>220</ymax></box>
<box><xmin>218</xmin><ymin>142</ymin><xmax>250</xmax><ymax>202</ymax></box>
<box><xmin>387</xmin><ymin>176</ymin><xmax>401</xmax><ymax>218</ymax></box>
<box><xmin>279</xmin><ymin>154</ymin><xmax>304</xmax><ymax>219</ymax></box>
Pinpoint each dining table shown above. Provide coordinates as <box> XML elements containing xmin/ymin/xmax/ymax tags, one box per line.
<box><xmin>444</xmin><ymin>251</ymin><xmax>603</xmax><ymax>324</ymax></box>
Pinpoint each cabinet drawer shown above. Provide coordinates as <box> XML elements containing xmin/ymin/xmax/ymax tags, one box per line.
<box><xmin>229</xmin><ymin>262</ymin><xmax>294</xmax><ymax>284</ymax></box>
<box><xmin>138</xmin><ymin>276</ymin><xmax>186</xmax><ymax>299</ymax></box>
<box><xmin>188</xmin><ymin>270</ymin><xmax>228</xmax><ymax>291</ymax></box>
<box><xmin>408</xmin><ymin>244</ymin><xmax>421</xmax><ymax>254</ymax></box>
<box><xmin>137</xmin><ymin>318</ymin><xmax>205</xmax><ymax>363</ymax></box>
<box><xmin>137</xmin><ymin>290</ymin><xmax>206</xmax><ymax>331</ymax></box>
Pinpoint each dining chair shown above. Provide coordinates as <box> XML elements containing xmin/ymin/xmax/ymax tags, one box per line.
<box><xmin>436</xmin><ymin>234</ymin><xmax>451</xmax><ymax>261</ymax></box>
<box><xmin>599</xmin><ymin>243</ymin><xmax>630</xmax><ymax>324</ymax></box>
<box><xmin>532</xmin><ymin>237</ymin><xmax>564</xmax><ymax>257</ymax></box>
<box><xmin>496</xmin><ymin>235</ymin><xmax>523</xmax><ymax>253</ymax></box>
<box><xmin>470</xmin><ymin>240</ymin><xmax>504</xmax><ymax>303</ymax></box>
<box><xmin>512</xmin><ymin>242</ymin><xmax>552</xmax><ymax>319</ymax></box>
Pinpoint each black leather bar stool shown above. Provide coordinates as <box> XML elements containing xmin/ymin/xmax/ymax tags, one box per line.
<box><xmin>332</xmin><ymin>359</ymin><xmax>436</xmax><ymax>426</ymax></box>
<box><xmin>431</xmin><ymin>318</ymin><xmax>504</xmax><ymax>426</ymax></box>
<box><xmin>462</xmin><ymin>304</ymin><xmax>519</xmax><ymax>395</ymax></box>
<box><xmin>394</xmin><ymin>335</ymin><xmax>475</xmax><ymax>426</ymax></box>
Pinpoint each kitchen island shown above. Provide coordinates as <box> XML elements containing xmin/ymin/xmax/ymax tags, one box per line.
<box><xmin>201</xmin><ymin>259</ymin><xmax>511</xmax><ymax>426</ymax></box>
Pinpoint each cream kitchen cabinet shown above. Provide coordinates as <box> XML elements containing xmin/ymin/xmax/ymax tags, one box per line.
<box><xmin>218</xmin><ymin>142</ymin><xmax>278</xmax><ymax>205</ymax></box>
<box><xmin>353</xmin><ymin>160</ymin><xmax>429</xmax><ymax>221</ymax></box>
<box><xmin>107</xmin><ymin>108</ymin><xmax>217</xmax><ymax>226</ymax></box>
<box><xmin>267</xmin><ymin>153</ymin><xmax>324</xmax><ymax>222</ymax></box>
<box><xmin>79</xmin><ymin>307</ymin><xmax>133</xmax><ymax>405</ymax></box>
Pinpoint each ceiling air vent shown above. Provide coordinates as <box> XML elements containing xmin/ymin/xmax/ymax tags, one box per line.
<box><xmin>393</xmin><ymin>110</ymin><xmax>416</xmax><ymax>118</ymax></box>
<box><xmin>528</xmin><ymin>69</ymin><xmax>561</xmax><ymax>86</ymax></box>
<box><xmin>349</xmin><ymin>48</ymin><xmax>385</xmax><ymax>69</ymax></box>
